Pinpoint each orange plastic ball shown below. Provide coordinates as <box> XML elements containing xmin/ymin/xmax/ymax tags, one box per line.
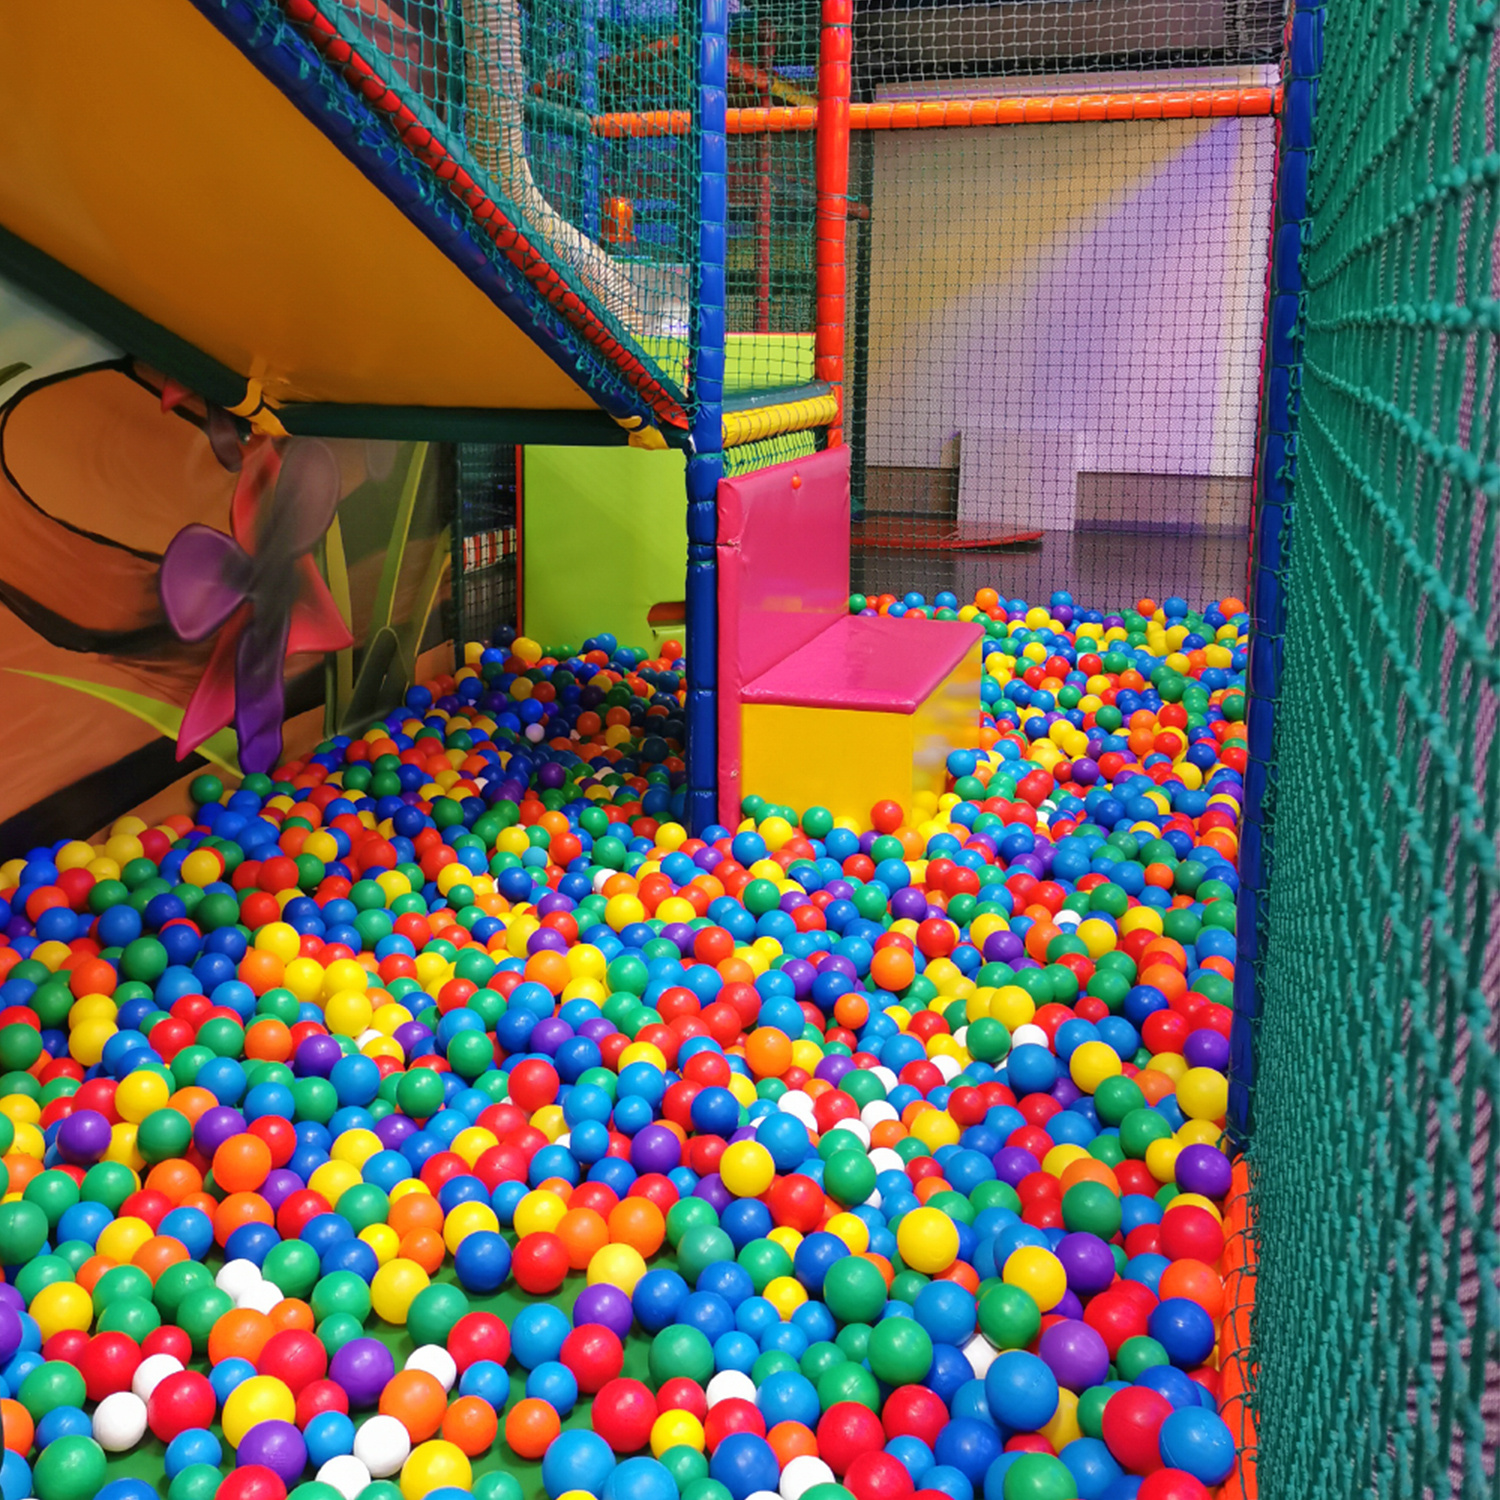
<box><xmin>556</xmin><ymin>1209</ymin><xmax>609</xmax><ymax>1271</ymax></box>
<box><xmin>379</xmin><ymin>1370</ymin><xmax>448</xmax><ymax>1442</ymax></box>
<box><xmin>504</xmin><ymin>1397</ymin><xmax>561</xmax><ymax>1459</ymax></box>
<box><xmin>744</xmin><ymin>1028</ymin><xmax>792</xmax><ymax>1078</ymax></box>
<box><xmin>607</xmin><ymin>1198</ymin><xmax>666</xmax><ymax>1257</ymax></box>
<box><xmin>870</xmin><ymin>947</ymin><xmax>916</xmax><ymax>992</ymax></box>
<box><xmin>441</xmin><ymin>1394</ymin><xmax>500</xmax><ymax>1456</ymax></box>
<box><xmin>213</xmin><ymin>1134</ymin><xmax>273</xmax><ymax>1193</ymax></box>
<box><xmin>208</xmin><ymin>1308</ymin><xmax>275</xmax><ymax>1366</ymax></box>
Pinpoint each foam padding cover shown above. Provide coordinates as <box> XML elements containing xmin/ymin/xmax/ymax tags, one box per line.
<box><xmin>739</xmin><ymin>635</ymin><xmax>983</xmax><ymax>825</ymax></box>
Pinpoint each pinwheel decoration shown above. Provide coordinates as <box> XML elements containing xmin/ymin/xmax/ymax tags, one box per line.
<box><xmin>159</xmin><ymin>435</ymin><xmax>353</xmax><ymax>774</ymax></box>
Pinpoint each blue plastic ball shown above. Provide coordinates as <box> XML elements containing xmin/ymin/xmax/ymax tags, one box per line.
<box><xmin>542</xmin><ymin>1429</ymin><xmax>617</xmax><ymax>1499</ymax></box>
<box><xmin>983</xmin><ymin>1350</ymin><xmax>1059</xmax><ymax>1432</ymax></box>
<box><xmin>164</xmin><ymin>1429</ymin><xmax>223</xmax><ymax>1478</ymax></box>
<box><xmin>1156</xmin><ymin>1407</ymin><xmax>1236</xmax><ymax>1485</ymax></box>
<box><xmin>709</xmin><ymin>1434</ymin><xmax>780</xmax><ymax>1500</ymax></box>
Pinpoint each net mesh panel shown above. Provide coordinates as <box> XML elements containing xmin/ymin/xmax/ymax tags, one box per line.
<box><xmin>846</xmin><ymin>0</ymin><xmax>1283</xmax><ymax>608</ymax></box>
<box><xmin>311</xmin><ymin>0</ymin><xmax>699</xmax><ymax>402</ymax></box>
<box><xmin>1244</xmin><ymin>0</ymin><xmax>1500</xmax><ymax>1493</ymax></box>
<box><xmin>723</xmin><ymin>429</ymin><xmax>821</xmax><ymax>476</ymax></box>
<box><xmin>447</xmin><ymin>443</ymin><xmax>519</xmax><ymax>655</ymax></box>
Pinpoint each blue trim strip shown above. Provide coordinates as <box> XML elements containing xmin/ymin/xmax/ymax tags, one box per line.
<box><xmin>185</xmin><ymin>0</ymin><xmax>665</xmax><ymax>431</ymax></box>
<box><xmin>1230</xmin><ymin>0</ymin><xmax>1322</xmax><ymax>1136</ymax></box>
<box><xmin>684</xmin><ymin>0</ymin><xmax>728</xmax><ymax>835</ymax></box>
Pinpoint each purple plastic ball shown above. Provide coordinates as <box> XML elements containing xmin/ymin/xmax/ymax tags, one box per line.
<box><xmin>693</xmin><ymin>1174</ymin><xmax>732</xmax><ymax>1213</ymax></box>
<box><xmin>56</xmin><ymin>1109</ymin><xmax>112</xmax><ymax>1165</ymax></box>
<box><xmin>329</xmin><ymin>1338</ymin><xmax>395</xmax><ymax>1408</ymax></box>
<box><xmin>984</xmin><ymin>931</ymin><xmax>1025</xmax><ymax>965</ymax></box>
<box><xmin>530</xmin><ymin>1017</ymin><xmax>575</xmax><ymax>1056</ymax></box>
<box><xmin>1183</xmin><ymin>1029</ymin><xmax>1231</xmax><ymax>1072</ymax></box>
<box><xmin>1174</xmin><ymin>1144</ymin><xmax>1232</xmax><ymax>1199</ymax></box>
<box><xmin>292</xmin><ymin>1034</ymin><xmax>341</xmax><ymax>1079</ymax></box>
<box><xmin>992</xmin><ymin>1147</ymin><xmax>1040</xmax><ymax>1186</ymax></box>
<box><xmin>1038</xmin><ymin>1319</ymin><xmax>1110</xmax><ymax>1392</ymax></box>
<box><xmin>259</xmin><ymin>1169</ymin><xmax>303</xmax><ymax>1211</ymax></box>
<box><xmin>1055</xmin><ymin>1231</ymin><xmax>1117</xmax><ymax>1296</ymax></box>
<box><xmin>375</xmin><ymin>1113</ymin><xmax>418</xmax><ymax>1148</ymax></box>
<box><xmin>237</xmin><ymin>1420</ymin><xmax>307</xmax><ymax>1485</ymax></box>
<box><xmin>630</xmin><ymin>1124</ymin><xmax>682</xmax><ymax>1174</ymax></box>
<box><xmin>0</xmin><ymin>1303</ymin><xmax>22</xmax><ymax>1361</ymax></box>
<box><xmin>572</xmin><ymin>1283</ymin><xmax>634</xmax><ymax>1340</ymax></box>
<box><xmin>193</xmin><ymin>1105</ymin><xmax>247</xmax><ymax>1155</ymax></box>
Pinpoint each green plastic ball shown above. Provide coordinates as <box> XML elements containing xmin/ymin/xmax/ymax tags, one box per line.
<box><xmin>822</xmin><ymin>1257</ymin><xmax>887</xmax><ymax>1325</ymax></box>
<box><xmin>866</xmin><ymin>1317</ymin><xmax>934</xmax><ymax>1385</ymax></box>
<box><xmin>0</xmin><ymin>1200</ymin><xmax>48</xmax><ymax>1263</ymax></box>
<box><xmin>33</xmin><ymin>1435</ymin><xmax>109</xmax><ymax>1500</ymax></box>
<box><xmin>20</xmin><ymin>1361</ymin><xmax>87</xmax><ymax>1421</ymax></box>
<box><xmin>167</xmin><ymin>1464</ymin><xmax>223</xmax><ymax>1500</ymax></box>
<box><xmin>407</xmin><ymin>1283</ymin><xmax>470</xmax><ymax>1347</ymax></box>
<box><xmin>978</xmin><ymin>1283</ymin><xmax>1043</xmax><ymax>1350</ymax></box>
<box><xmin>649</xmin><ymin>1324</ymin><xmax>714</xmax><ymax>1387</ymax></box>
<box><xmin>677</xmin><ymin>1225</ymin><xmax>735</xmax><ymax>1283</ymax></box>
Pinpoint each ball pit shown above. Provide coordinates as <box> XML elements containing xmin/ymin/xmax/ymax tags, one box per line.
<box><xmin>0</xmin><ymin>591</ymin><xmax>1250</xmax><ymax>1500</ymax></box>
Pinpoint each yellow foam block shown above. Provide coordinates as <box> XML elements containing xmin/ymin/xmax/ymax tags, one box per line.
<box><xmin>740</xmin><ymin>638</ymin><xmax>982</xmax><ymax>822</ymax></box>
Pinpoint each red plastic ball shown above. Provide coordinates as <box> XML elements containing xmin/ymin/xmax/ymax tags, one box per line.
<box><xmin>146</xmin><ymin>1369</ymin><xmax>217</xmax><ymax>1442</ymax></box>
<box><xmin>80</xmin><ymin>1331</ymin><xmax>142</xmax><ymax>1402</ymax></box>
<box><xmin>1100</xmin><ymin>1387</ymin><xmax>1173</xmax><ymax>1475</ymax></box>
<box><xmin>817</xmin><ymin>1402</ymin><xmax>886</xmax><ymax>1476</ymax></box>
<box><xmin>845</xmin><ymin>1451</ymin><xmax>917</xmax><ymax>1500</ymax></box>
<box><xmin>1084</xmin><ymin>1289</ymin><xmax>1152</xmax><ymax>1356</ymax></box>
<box><xmin>295</xmin><ymin>1379</ymin><xmax>350</xmax><ymax>1428</ymax></box>
<box><xmin>592</xmin><ymin>1377</ymin><xmax>658</xmax><ymax>1453</ymax></box>
<box><xmin>559</xmin><ymin>1324</ymin><xmax>624</xmax><ymax>1394</ymax></box>
<box><xmin>1137</xmin><ymin>1472</ymin><xmax>1213</xmax><ymax>1500</ymax></box>
<box><xmin>766</xmin><ymin>1174</ymin><xmax>824</xmax><ymax>1233</ymax></box>
<box><xmin>656</xmin><ymin>1378</ymin><xmax>707</xmax><ymax>1419</ymax></box>
<box><xmin>257</xmin><ymin>1329</ymin><xmax>327</xmax><ymax>1394</ymax></box>
<box><xmin>508</xmin><ymin>1059</ymin><xmax>560</xmax><ymax>1112</ymax></box>
<box><xmin>511</xmin><ymin>1232</ymin><xmax>569</xmax><ymax>1294</ymax></box>
<box><xmin>141</xmin><ymin>1325</ymin><xmax>192</xmax><ymax>1365</ymax></box>
<box><xmin>1159</xmin><ymin>1206</ymin><xmax>1226</xmax><ymax>1264</ymax></box>
<box><xmin>216</xmin><ymin>1466</ymin><xmax>287</xmax><ymax>1500</ymax></box>
<box><xmin>42</xmin><ymin>1331</ymin><xmax>90</xmax><ymax>1367</ymax></box>
<box><xmin>448</xmin><ymin>1312</ymin><xmax>511</xmax><ymax>1372</ymax></box>
<box><xmin>704</xmin><ymin>1398</ymin><xmax>765</xmax><ymax>1452</ymax></box>
<box><xmin>880</xmin><ymin>1385</ymin><xmax>947</xmax><ymax>1447</ymax></box>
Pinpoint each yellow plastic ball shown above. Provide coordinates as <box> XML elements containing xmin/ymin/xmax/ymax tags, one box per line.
<box><xmin>308</xmin><ymin>1160</ymin><xmax>361</xmax><ymax>1204</ymax></box>
<box><xmin>896</xmin><ymin>1206</ymin><xmax>960</xmax><ymax>1274</ymax></box>
<box><xmin>96</xmin><ymin>1215</ymin><xmax>153</xmax><ymax>1264</ymax></box>
<box><xmin>908</xmin><ymin>1107</ymin><xmax>960</xmax><ymax>1153</ymax></box>
<box><xmin>587</xmin><ymin>1243</ymin><xmax>648</xmax><ymax>1295</ymax></box>
<box><xmin>400</xmin><ymin>1439</ymin><xmax>472</xmax><ymax>1500</ymax></box>
<box><xmin>989</xmin><ymin>985</ymin><xmax>1036</xmax><ymax>1030</ymax></box>
<box><xmin>179</xmin><ymin>849</ymin><xmax>223</xmax><ymax>887</ymax></box>
<box><xmin>222</xmin><ymin>1375</ymin><xmax>296</xmax><ymax>1446</ymax></box>
<box><xmin>1003</xmin><ymin>1245</ymin><xmax>1067</xmax><ymax>1312</ymax></box>
<box><xmin>1177</xmin><ymin>1067</ymin><xmax>1228</xmax><ymax>1121</ymax></box>
<box><xmin>824</xmin><ymin>1213</ymin><xmax>869</xmax><ymax>1255</ymax></box>
<box><xmin>254</xmin><ymin>921</ymin><xmax>302</xmax><ymax>960</ymax></box>
<box><xmin>513</xmin><ymin>1189</ymin><xmax>568</xmax><ymax>1237</ymax></box>
<box><xmin>443</xmin><ymin>1201</ymin><xmax>500</xmax><ymax>1253</ymax></box>
<box><xmin>605</xmin><ymin>894</ymin><xmax>646</xmax><ymax>931</ymax></box>
<box><xmin>450</xmin><ymin>1127</ymin><xmax>499</xmax><ymax>1167</ymax></box>
<box><xmin>1040</xmin><ymin>1387</ymin><xmax>1081</xmax><ymax>1451</ymax></box>
<box><xmin>359</xmin><ymin>1224</ymin><xmax>400</xmax><ymax>1266</ymax></box>
<box><xmin>650</xmin><ymin>1410</ymin><xmax>706</xmax><ymax>1456</ymax></box>
<box><xmin>29</xmin><ymin>1282</ymin><xmax>91</xmax><ymax>1341</ymax></box>
<box><xmin>763</xmin><ymin>1276</ymin><xmax>808</xmax><ymax>1320</ymax></box>
<box><xmin>325</xmin><ymin>990</ymin><xmax>374</xmax><ymax>1037</ymax></box>
<box><xmin>1146</xmin><ymin>1138</ymin><xmax>1184</xmax><ymax>1185</ymax></box>
<box><xmin>69</xmin><ymin>1020</ymin><xmax>116</xmax><ymax>1067</ymax></box>
<box><xmin>719</xmin><ymin>1141</ymin><xmax>774</xmax><ymax>1198</ymax></box>
<box><xmin>371</xmin><ymin>1258</ymin><xmax>430</xmax><ymax>1324</ymax></box>
<box><xmin>282</xmin><ymin>958</ymin><xmax>326</xmax><ymax>1007</ymax></box>
<box><xmin>1070</xmin><ymin>1040</ymin><xmax>1123</xmax><ymax>1093</ymax></box>
<box><xmin>330</xmin><ymin>1130</ymin><xmax>382</xmax><ymax>1171</ymax></box>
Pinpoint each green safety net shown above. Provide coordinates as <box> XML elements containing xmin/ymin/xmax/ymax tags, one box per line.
<box><xmin>1244</xmin><ymin>0</ymin><xmax>1500</xmax><ymax>1495</ymax></box>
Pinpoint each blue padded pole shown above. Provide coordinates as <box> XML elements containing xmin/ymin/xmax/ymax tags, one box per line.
<box><xmin>683</xmin><ymin>0</ymin><xmax>728</xmax><ymax>835</ymax></box>
<box><xmin>1229</xmin><ymin>0</ymin><xmax>1322</xmax><ymax>1137</ymax></box>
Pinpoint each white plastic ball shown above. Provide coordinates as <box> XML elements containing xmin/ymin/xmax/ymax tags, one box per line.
<box><xmin>931</xmin><ymin>1053</ymin><xmax>961</xmax><ymax>1081</ymax></box>
<box><xmin>862</xmin><ymin>1102</ymin><xmax>899</xmax><ymax>1128</ymax></box>
<box><xmin>92</xmin><ymin>1391</ymin><xmax>147</xmax><ymax>1451</ymax></box>
<box><xmin>405</xmin><ymin>1345</ymin><xmax>457</xmax><ymax>1390</ymax></box>
<box><xmin>354</xmin><ymin>1414</ymin><xmax>412</xmax><ymax>1477</ymax></box>
<box><xmin>215</xmin><ymin>1259</ymin><xmax>262</xmax><ymax>1301</ymax></box>
<box><xmin>962</xmin><ymin>1331</ymin><xmax>999</xmax><ymax>1378</ymax></box>
<box><xmin>705</xmin><ymin>1371</ymin><xmax>757</xmax><ymax>1408</ymax></box>
<box><xmin>1012</xmin><ymin>1023</ymin><xmax>1050</xmax><ymax>1049</ymax></box>
<box><xmin>132</xmin><ymin>1354</ymin><xmax>184</xmax><ymax>1400</ymax></box>
<box><xmin>319</xmin><ymin>1455</ymin><xmax>374</xmax><ymax>1500</ymax></box>
<box><xmin>871</xmin><ymin>1065</ymin><xmax>899</xmax><ymax>1092</ymax></box>
<box><xmin>829</xmin><ymin>1118</ymin><xmax>871</xmax><ymax>1147</ymax></box>
<box><xmin>781</xmin><ymin>1456</ymin><xmax>836</xmax><ymax>1500</ymax></box>
<box><xmin>237</xmin><ymin>1280</ymin><xmax>285</xmax><ymax>1314</ymax></box>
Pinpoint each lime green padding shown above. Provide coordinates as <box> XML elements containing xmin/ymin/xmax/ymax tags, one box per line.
<box><xmin>643</xmin><ymin>333</ymin><xmax>815</xmax><ymax>395</ymax></box>
<box><xmin>522</xmin><ymin>446</ymin><xmax>686</xmax><ymax>653</ymax></box>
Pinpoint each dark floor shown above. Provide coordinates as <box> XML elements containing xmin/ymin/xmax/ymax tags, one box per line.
<box><xmin>851</xmin><ymin>528</ymin><xmax>1250</xmax><ymax>613</ymax></box>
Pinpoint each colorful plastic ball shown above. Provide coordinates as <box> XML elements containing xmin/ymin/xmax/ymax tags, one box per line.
<box><xmin>90</xmin><ymin>1391</ymin><xmax>147</xmax><ymax>1451</ymax></box>
<box><xmin>304</xmin><ymin>1412</ymin><xmax>356</xmax><ymax>1468</ymax></box>
<box><xmin>1135</xmin><ymin>1469</ymin><xmax>1213</xmax><ymax>1500</ymax></box>
<box><xmin>895</xmin><ymin>1209</ymin><xmax>959</xmax><ymax>1275</ymax></box>
<box><xmin>593</xmin><ymin>1378</ymin><xmax>659</xmax><ymax>1453</ymax></box>
<box><xmin>31</xmin><ymin>1434</ymin><xmax>107</xmax><ymax>1500</ymax></box>
<box><xmin>1002</xmin><ymin>1247</ymin><xmax>1067</xmax><ymax>1313</ymax></box>
<box><xmin>983</xmin><ymin>1353</ymin><xmax>1059</xmax><ymax>1433</ymax></box>
<box><xmin>1145</xmin><ymin>1300</ymin><xmax>1215</xmax><ymax>1369</ymax></box>
<box><xmin>867</xmin><ymin>1320</ymin><xmax>934</xmax><ymax>1386</ymax></box>
<box><xmin>561</xmin><ymin>1324</ymin><xmax>625</xmax><ymax>1393</ymax></box>
<box><xmin>709</xmin><ymin>1433</ymin><xmax>779</xmax><ymax>1500</ymax></box>
<box><xmin>1155</xmin><ymin>1408</ymin><xmax>1234</xmax><ymax>1485</ymax></box>
<box><xmin>164</xmin><ymin>1428</ymin><xmax>223</xmax><ymax>1479</ymax></box>
<box><xmin>223</xmin><ymin>1376</ymin><xmax>297</xmax><ymax>1447</ymax></box>
<box><xmin>353</xmin><ymin>1415</ymin><xmax>412</xmax><ymax>1479</ymax></box>
<box><xmin>239</xmin><ymin>1420</ymin><xmax>309</xmax><ymax>1487</ymax></box>
<box><xmin>328</xmin><ymin>1339</ymin><xmax>395</xmax><ymax>1409</ymax></box>
<box><xmin>844</xmin><ymin>1451</ymin><xmax>915</xmax><ymax>1500</ymax></box>
<box><xmin>1100</xmin><ymin>1387</ymin><xmax>1173</xmax><ymax>1475</ymax></box>
<box><xmin>504</xmin><ymin>1397</ymin><xmax>561</xmax><ymax>1460</ymax></box>
<box><xmin>815</xmin><ymin>1403</ymin><xmax>885</xmax><ymax>1476</ymax></box>
<box><xmin>719</xmin><ymin>1143</ymin><xmax>775</xmax><ymax>1199</ymax></box>
<box><xmin>603</xmin><ymin>1457</ymin><xmax>682</xmax><ymax>1500</ymax></box>
<box><xmin>998</xmin><ymin>1452</ymin><xmax>1074</xmax><ymax>1500</ymax></box>
<box><xmin>454</xmin><ymin>1231</ymin><xmax>512</xmax><ymax>1294</ymax></box>
<box><xmin>542</xmin><ymin>1429</ymin><xmax>617</xmax><ymax>1498</ymax></box>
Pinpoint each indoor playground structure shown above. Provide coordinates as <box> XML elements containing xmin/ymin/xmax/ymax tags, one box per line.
<box><xmin>0</xmin><ymin>0</ymin><xmax>1491</xmax><ymax>1496</ymax></box>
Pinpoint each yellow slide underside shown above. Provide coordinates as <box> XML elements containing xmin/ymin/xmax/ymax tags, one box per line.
<box><xmin>0</xmin><ymin>0</ymin><xmax>599</xmax><ymax>411</ymax></box>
